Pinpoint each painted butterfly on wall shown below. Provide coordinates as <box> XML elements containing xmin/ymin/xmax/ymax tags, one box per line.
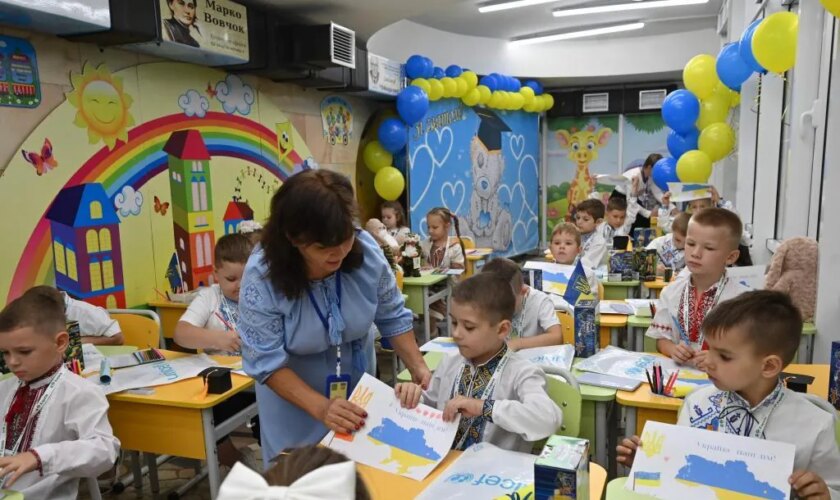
<box><xmin>154</xmin><ymin>196</ymin><xmax>170</xmax><ymax>216</ymax></box>
<box><xmin>21</xmin><ymin>138</ymin><xmax>57</xmax><ymax>176</ymax></box>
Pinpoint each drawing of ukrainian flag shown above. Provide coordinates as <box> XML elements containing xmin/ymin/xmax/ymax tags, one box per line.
<box><xmin>634</xmin><ymin>471</ymin><xmax>662</xmax><ymax>487</ymax></box>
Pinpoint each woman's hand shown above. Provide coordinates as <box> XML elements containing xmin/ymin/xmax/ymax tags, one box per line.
<box><xmin>321</xmin><ymin>398</ymin><xmax>367</xmax><ymax>435</ymax></box>
<box><xmin>410</xmin><ymin>364</ymin><xmax>432</xmax><ymax>390</ymax></box>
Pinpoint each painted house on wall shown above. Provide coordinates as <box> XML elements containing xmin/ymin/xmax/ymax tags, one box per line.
<box><xmin>46</xmin><ymin>183</ymin><xmax>126</xmax><ymax>308</ymax></box>
<box><xmin>223</xmin><ymin>201</ymin><xmax>254</xmax><ymax>235</ymax></box>
<box><xmin>164</xmin><ymin>129</ymin><xmax>215</xmax><ymax>289</ymax></box>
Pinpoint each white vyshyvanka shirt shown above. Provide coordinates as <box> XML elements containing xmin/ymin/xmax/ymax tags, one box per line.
<box><xmin>0</xmin><ymin>367</ymin><xmax>119</xmax><ymax>499</ymax></box>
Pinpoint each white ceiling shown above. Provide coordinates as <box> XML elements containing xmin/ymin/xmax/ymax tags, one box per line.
<box><xmin>242</xmin><ymin>0</ymin><xmax>722</xmax><ymax>42</ymax></box>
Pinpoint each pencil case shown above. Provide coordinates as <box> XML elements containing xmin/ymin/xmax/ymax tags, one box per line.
<box><xmin>199</xmin><ymin>367</ymin><xmax>232</xmax><ymax>394</ymax></box>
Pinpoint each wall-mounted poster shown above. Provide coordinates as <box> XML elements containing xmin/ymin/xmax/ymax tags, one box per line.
<box><xmin>407</xmin><ymin>100</ymin><xmax>539</xmax><ymax>256</ymax></box>
<box><xmin>158</xmin><ymin>0</ymin><xmax>249</xmax><ymax>64</ymax></box>
<box><xmin>0</xmin><ymin>35</ymin><xmax>41</xmax><ymax>108</ymax></box>
<box><xmin>321</xmin><ymin>96</ymin><xmax>353</xmax><ymax>146</ymax></box>
<box><xmin>367</xmin><ymin>52</ymin><xmax>403</xmax><ymax>97</ymax></box>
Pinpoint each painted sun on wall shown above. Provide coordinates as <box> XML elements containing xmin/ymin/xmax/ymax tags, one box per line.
<box><xmin>1</xmin><ymin>62</ymin><xmax>317</xmax><ymax>307</ymax></box>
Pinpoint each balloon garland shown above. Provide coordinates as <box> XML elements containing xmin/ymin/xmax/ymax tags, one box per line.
<box><xmin>655</xmin><ymin>11</ymin><xmax>799</xmax><ymax>189</ymax></box>
<box><xmin>365</xmin><ymin>55</ymin><xmax>554</xmax><ymax>200</ymax></box>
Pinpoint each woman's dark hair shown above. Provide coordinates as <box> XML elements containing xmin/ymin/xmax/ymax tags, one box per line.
<box><xmin>381</xmin><ymin>200</ymin><xmax>407</xmax><ymax>228</ymax></box>
<box><xmin>262</xmin><ymin>170</ymin><xmax>363</xmax><ymax>298</ymax></box>
<box><xmin>265</xmin><ymin>446</ymin><xmax>370</xmax><ymax>500</ymax></box>
<box><xmin>643</xmin><ymin>153</ymin><xmax>663</xmax><ymax>168</ymax></box>
<box><xmin>426</xmin><ymin>207</ymin><xmax>466</xmax><ymax>260</ymax></box>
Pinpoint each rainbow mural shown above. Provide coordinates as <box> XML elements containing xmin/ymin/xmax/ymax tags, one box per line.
<box><xmin>9</xmin><ymin>111</ymin><xmax>305</xmax><ymax>302</ymax></box>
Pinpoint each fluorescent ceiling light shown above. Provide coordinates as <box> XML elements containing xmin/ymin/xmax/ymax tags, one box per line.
<box><xmin>478</xmin><ymin>0</ymin><xmax>560</xmax><ymax>14</ymax></box>
<box><xmin>553</xmin><ymin>0</ymin><xmax>709</xmax><ymax>18</ymax></box>
<box><xmin>510</xmin><ymin>22</ymin><xmax>645</xmax><ymax>46</ymax></box>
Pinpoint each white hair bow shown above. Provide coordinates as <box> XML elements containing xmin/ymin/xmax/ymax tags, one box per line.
<box><xmin>216</xmin><ymin>461</ymin><xmax>357</xmax><ymax>500</ymax></box>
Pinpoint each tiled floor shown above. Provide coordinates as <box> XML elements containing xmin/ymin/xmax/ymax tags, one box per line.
<box><xmin>80</xmin><ymin>350</ymin><xmax>401</xmax><ymax>499</ymax></box>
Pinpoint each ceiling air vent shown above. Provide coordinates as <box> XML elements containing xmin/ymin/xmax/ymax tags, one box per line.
<box><xmin>582</xmin><ymin>92</ymin><xmax>609</xmax><ymax>113</ymax></box>
<box><xmin>638</xmin><ymin>89</ymin><xmax>667</xmax><ymax>110</ymax></box>
<box><xmin>331</xmin><ymin>22</ymin><xmax>356</xmax><ymax>69</ymax></box>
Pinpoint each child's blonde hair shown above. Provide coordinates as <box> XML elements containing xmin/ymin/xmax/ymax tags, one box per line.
<box><xmin>426</xmin><ymin>207</ymin><xmax>466</xmax><ymax>259</ymax></box>
<box><xmin>551</xmin><ymin>222</ymin><xmax>582</xmax><ymax>246</ymax></box>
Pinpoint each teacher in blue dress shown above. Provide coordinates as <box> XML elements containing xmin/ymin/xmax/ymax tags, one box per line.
<box><xmin>238</xmin><ymin>169</ymin><xmax>431</xmax><ymax>465</ymax></box>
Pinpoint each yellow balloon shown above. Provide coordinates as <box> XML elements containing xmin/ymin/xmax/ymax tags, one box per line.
<box><xmin>462</xmin><ymin>71</ymin><xmax>479</xmax><ymax>89</ymax></box>
<box><xmin>440</xmin><ymin>77</ymin><xmax>457</xmax><ymax>98</ymax></box>
<box><xmin>411</xmin><ymin>78</ymin><xmax>431</xmax><ymax>95</ymax></box>
<box><xmin>455</xmin><ymin>77</ymin><xmax>468</xmax><ymax>98</ymax></box>
<box><xmin>698</xmin><ymin>122</ymin><xmax>736</xmax><ymax>162</ymax></box>
<box><xmin>753</xmin><ymin>11</ymin><xmax>799</xmax><ymax>74</ymax></box>
<box><xmin>683</xmin><ymin>54</ymin><xmax>719</xmax><ymax>100</ymax></box>
<box><xmin>462</xmin><ymin>88</ymin><xmax>481</xmax><ymax>107</ymax></box>
<box><xmin>519</xmin><ymin>86</ymin><xmax>535</xmax><ymax>105</ymax></box>
<box><xmin>523</xmin><ymin>100</ymin><xmax>537</xmax><ymax>113</ymax></box>
<box><xmin>822</xmin><ymin>0</ymin><xmax>840</xmax><ymax>17</ymax></box>
<box><xmin>696</xmin><ymin>97</ymin><xmax>729</xmax><ymax>130</ymax></box>
<box><xmin>363</xmin><ymin>141</ymin><xmax>393</xmax><ymax>173</ymax></box>
<box><xmin>544</xmin><ymin>94</ymin><xmax>555</xmax><ymax>111</ymax></box>
<box><xmin>428</xmin><ymin>79</ymin><xmax>444</xmax><ymax>101</ymax></box>
<box><xmin>510</xmin><ymin>93</ymin><xmax>525</xmax><ymax>110</ymax></box>
<box><xmin>374</xmin><ymin>166</ymin><xmax>405</xmax><ymax>201</ymax></box>
<box><xmin>489</xmin><ymin>91</ymin><xmax>503</xmax><ymax>108</ymax></box>
<box><xmin>477</xmin><ymin>85</ymin><xmax>492</xmax><ymax>105</ymax></box>
<box><xmin>676</xmin><ymin>150</ymin><xmax>713</xmax><ymax>183</ymax></box>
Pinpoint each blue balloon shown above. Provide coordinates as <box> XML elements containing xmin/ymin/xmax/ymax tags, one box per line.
<box><xmin>480</xmin><ymin>75</ymin><xmax>499</xmax><ymax>91</ymax></box>
<box><xmin>421</xmin><ymin>57</ymin><xmax>435</xmax><ymax>78</ymax></box>
<box><xmin>652</xmin><ymin>157</ymin><xmax>679</xmax><ymax>192</ymax></box>
<box><xmin>524</xmin><ymin>80</ymin><xmax>542</xmax><ymax>95</ymax></box>
<box><xmin>504</xmin><ymin>76</ymin><xmax>514</xmax><ymax>91</ymax></box>
<box><xmin>739</xmin><ymin>19</ymin><xmax>767</xmax><ymax>75</ymax></box>
<box><xmin>667</xmin><ymin>129</ymin><xmax>699</xmax><ymax>160</ymax></box>
<box><xmin>405</xmin><ymin>55</ymin><xmax>426</xmax><ymax>80</ymax></box>
<box><xmin>661</xmin><ymin>90</ymin><xmax>700</xmax><ymax>135</ymax></box>
<box><xmin>433</xmin><ymin>66</ymin><xmax>445</xmax><ymax>79</ymax></box>
<box><xmin>511</xmin><ymin>78</ymin><xmax>522</xmax><ymax>91</ymax></box>
<box><xmin>397</xmin><ymin>87</ymin><xmax>429</xmax><ymax>126</ymax></box>
<box><xmin>445</xmin><ymin>65</ymin><xmax>463</xmax><ymax>78</ymax></box>
<box><xmin>716</xmin><ymin>42</ymin><xmax>752</xmax><ymax>91</ymax></box>
<box><xmin>378</xmin><ymin>118</ymin><xmax>408</xmax><ymax>153</ymax></box>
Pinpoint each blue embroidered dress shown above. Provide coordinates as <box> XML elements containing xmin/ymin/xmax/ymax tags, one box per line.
<box><xmin>238</xmin><ymin>230</ymin><xmax>414</xmax><ymax>465</ymax></box>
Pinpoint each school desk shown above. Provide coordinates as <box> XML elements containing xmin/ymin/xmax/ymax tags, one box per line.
<box><xmin>618</xmin><ymin>363</ymin><xmax>830</xmax><ymax>437</ymax></box>
<box><xmin>0</xmin><ymin>490</ymin><xmax>23</xmax><ymax>500</ymax></box>
<box><xmin>627</xmin><ymin>315</ymin><xmax>653</xmax><ymax>353</ymax></box>
<box><xmin>357</xmin><ymin>450</ymin><xmax>607</xmax><ymax>500</ymax></box>
<box><xmin>402</xmin><ymin>274</ymin><xmax>451</xmax><ymax>343</ymax></box>
<box><xmin>601</xmin><ymin>313</ymin><xmax>629</xmax><ymax>348</ymax></box>
<box><xmin>105</xmin><ymin>350</ymin><xmax>257</xmax><ymax>499</ymax></box>
<box><xmin>602</xmin><ymin>280</ymin><xmax>641</xmax><ymax>300</ymax></box>
<box><xmin>606</xmin><ymin>477</ymin><xmax>656</xmax><ymax>499</ymax></box>
<box><xmin>464</xmin><ymin>248</ymin><xmax>493</xmax><ymax>277</ymax></box>
<box><xmin>641</xmin><ymin>278</ymin><xmax>666</xmax><ymax>299</ymax></box>
<box><xmin>147</xmin><ymin>300</ymin><xmax>188</xmax><ymax>341</ymax></box>
<box><xmin>396</xmin><ymin>351</ymin><xmax>618</xmax><ymax>468</ymax></box>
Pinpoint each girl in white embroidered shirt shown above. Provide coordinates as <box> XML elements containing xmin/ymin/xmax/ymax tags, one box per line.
<box><xmin>420</xmin><ymin>207</ymin><xmax>466</xmax><ymax>272</ymax></box>
<box><xmin>381</xmin><ymin>201</ymin><xmax>411</xmax><ymax>246</ymax></box>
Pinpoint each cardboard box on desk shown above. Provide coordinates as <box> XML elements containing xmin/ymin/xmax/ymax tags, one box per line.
<box><xmin>830</xmin><ymin>341</ymin><xmax>840</xmax><ymax>410</ymax></box>
<box><xmin>534</xmin><ymin>435</ymin><xmax>590</xmax><ymax>500</ymax></box>
<box><xmin>608</xmin><ymin>251</ymin><xmax>634</xmax><ymax>281</ymax></box>
<box><xmin>574</xmin><ymin>300</ymin><xmax>598</xmax><ymax>358</ymax></box>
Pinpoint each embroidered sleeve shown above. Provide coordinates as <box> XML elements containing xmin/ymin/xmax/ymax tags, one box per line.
<box><xmin>482</xmin><ymin>399</ymin><xmax>495</xmax><ymax>423</ymax></box>
<box><xmin>28</xmin><ymin>448</ymin><xmax>43</xmax><ymax>476</ymax></box>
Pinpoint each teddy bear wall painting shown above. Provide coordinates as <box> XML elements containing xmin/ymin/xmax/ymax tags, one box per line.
<box><xmin>407</xmin><ymin>100</ymin><xmax>539</xmax><ymax>257</ymax></box>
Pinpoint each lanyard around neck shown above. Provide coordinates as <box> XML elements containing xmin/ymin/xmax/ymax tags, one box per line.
<box><xmin>0</xmin><ymin>367</ymin><xmax>64</xmax><ymax>457</ymax></box>
<box><xmin>307</xmin><ymin>272</ymin><xmax>342</xmax><ymax>340</ymax></box>
<box><xmin>680</xmin><ymin>272</ymin><xmax>727</xmax><ymax>347</ymax></box>
<box><xmin>451</xmin><ymin>349</ymin><xmax>511</xmax><ymax>450</ymax></box>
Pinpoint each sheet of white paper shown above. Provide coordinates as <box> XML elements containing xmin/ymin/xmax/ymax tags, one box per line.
<box><xmin>416</xmin><ymin>443</ymin><xmax>536</xmax><ymax>499</ymax></box>
<box><xmin>575</xmin><ymin>346</ymin><xmax>708</xmax><ymax>385</ymax></box>
<box><xmin>628</xmin><ymin>421</ymin><xmax>795</xmax><ymax>499</ymax></box>
<box><xmin>667</xmin><ymin>182</ymin><xmax>712</xmax><ymax>203</ymax></box>
<box><xmin>419</xmin><ymin>337</ymin><xmax>461</xmax><ymax>354</ymax></box>
<box><xmin>625</xmin><ymin>299</ymin><xmax>659</xmax><ymax>317</ymax></box>
<box><xmin>85</xmin><ymin>354</ymin><xmax>219</xmax><ymax>395</ymax></box>
<box><xmin>726</xmin><ymin>265</ymin><xmax>767</xmax><ymax>290</ymax></box>
<box><xmin>322</xmin><ymin>373</ymin><xmax>459</xmax><ymax>481</ymax></box>
<box><xmin>523</xmin><ymin>261</ymin><xmax>577</xmax><ymax>296</ymax></box>
<box><xmin>518</xmin><ymin>345</ymin><xmax>575</xmax><ymax>372</ymax></box>
<box><xmin>600</xmin><ymin>301</ymin><xmax>635</xmax><ymax>315</ymax></box>
<box><xmin>81</xmin><ymin>344</ymin><xmax>104</xmax><ymax>375</ymax></box>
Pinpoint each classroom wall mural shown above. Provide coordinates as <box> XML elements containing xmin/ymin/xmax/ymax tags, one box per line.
<box><xmin>545</xmin><ymin>113</ymin><xmax>668</xmax><ymax>233</ymax></box>
<box><xmin>0</xmin><ymin>32</ymin><xmax>375</xmax><ymax>307</ymax></box>
<box><xmin>407</xmin><ymin>100</ymin><xmax>539</xmax><ymax>256</ymax></box>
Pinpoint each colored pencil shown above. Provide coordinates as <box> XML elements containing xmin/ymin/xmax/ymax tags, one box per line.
<box><xmin>665</xmin><ymin>371</ymin><xmax>678</xmax><ymax>395</ymax></box>
<box><xmin>645</xmin><ymin>369</ymin><xmax>654</xmax><ymax>390</ymax></box>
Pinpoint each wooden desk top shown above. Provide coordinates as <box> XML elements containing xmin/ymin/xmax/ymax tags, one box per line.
<box><xmin>616</xmin><ymin>363</ymin><xmax>830</xmax><ymax>411</ymax></box>
<box><xmin>148</xmin><ymin>300</ymin><xmax>189</xmax><ymax>309</ymax></box>
<box><xmin>357</xmin><ymin>450</ymin><xmax>607</xmax><ymax>500</ymax></box>
<box><xmin>105</xmin><ymin>350</ymin><xmax>253</xmax><ymax>409</ymax></box>
<box><xmin>600</xmin><ymin>314</ymin><xmax>629</xmax><ymax>328</ymax></box>
<box><xmin>402</xmin><ymin>274</ymin><xmax>450</xmax><ymax>286</ymax></box>
<box><xmin>642</xmin><ymin>279</ymin><xmax>667</xmax><ymax>290</ymax></box>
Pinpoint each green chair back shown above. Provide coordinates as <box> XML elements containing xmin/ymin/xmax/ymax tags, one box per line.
<box><xmin>544</xmin><ymin>372</ymin><xmax>582</xmax><ymax>438</ymax></box>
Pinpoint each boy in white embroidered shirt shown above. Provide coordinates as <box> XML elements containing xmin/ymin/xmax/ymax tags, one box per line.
<box><xmin>549</xmin><ymin>223</ymin><xmax>600</xmax><ymax>309</ymax></box>
<box><xmin>646</xmin><ymin>208</ymin><xmax>749</xmax><ymax>367</ymax></box>
<box><xmin>0</xmin><ymin>287</ymin><xmax>119</xmax><ymax>499</ymax></box>
<box><xmin>596</xmin><ymin>196</ymin><xmax>634</xmax><ymax>243</ymax></box>
<box><xmin>394</xmin><ymin>273</ymin><xmax>563</xmax><ymax>453</ymax></box>
<box><xmin>619</xmin><ymin>291</ymin><xmax>840</xmax><ymax>498</ymax></box>
<box><xmin>575</xmin><ymin>199</ymin><xmax>609</xmax><ymax>269</ymax></box>
<box><xmin>26</xmin><ymin>286</ymin><xmax>124</xmax><ymax>346</ymax></box>
<box><xmin>646</xmin><ymin>212</ymin><xmax>690</xmax><ymax>275</ymax></box>
<box><xmin>481</xmin><ymin>258</ymin><xmax>562</xmax><ymax>351</ymax></box>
